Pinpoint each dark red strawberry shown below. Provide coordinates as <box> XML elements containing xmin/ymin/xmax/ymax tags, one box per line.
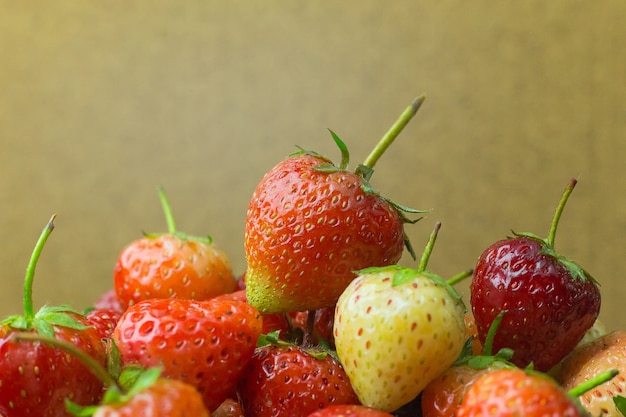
<box><xmin>471</xmin><ymin>178</ymin><xmax>601</xmax><ymax>371</ymax></box>
<box><xmin>112</xmin><ymin>297</ymin><xmax>263</xmax><ymax>411</ymax></box>
<box><xmin>0</xmin><ymin>215</ymin><xmax>107</xmax><ymax>417</ymax></box>
<box><xmin>289</xmin><ymin>306</ymin><xmax>336</xmax><ymax>347</ymax></box>
<box><xmin>237</xmin><ymin>332</ymin><xmax>360</xmax><ymax>417</ymax></box>
<box><xmin>245</xmin><ymin>97</ymin><xmax>428</xmax><ymax>313</ymax></box>
<box><xmin>114</xmin><ymin>187</ymin><xmax>236</xmax><ymax>309</ymax></box>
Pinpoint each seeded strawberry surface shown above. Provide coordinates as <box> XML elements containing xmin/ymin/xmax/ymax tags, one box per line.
<box><xmin>245</xmin><ymin>153</ymin><xmax>405</xmax><ymax>313</ymax></box>
<box><xmin>471</xmin><ymin>235</ymin><xmax>601</xmax><ymax>371</ymax></box>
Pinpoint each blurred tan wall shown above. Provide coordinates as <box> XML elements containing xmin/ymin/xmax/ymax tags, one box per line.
<box><xmin>1</xmin><ymin>1</ymin><xmax>625</xmax><ymax>330</ymax></box>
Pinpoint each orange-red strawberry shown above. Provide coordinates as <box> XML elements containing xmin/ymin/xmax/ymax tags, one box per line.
<box><xmin>557</xmin><ymin>330</ymin><xmax>626</xmax><ymax>416</ymax></box>
<box><xmin>112</xmin><ymin>297</ymin><xmax>263</xmax><ymax>411</ymax></box>
<box><xmin>114</xmin><ymin>187</ymin><xmax>236</xmax><ymax>309</ymax></box>
<box><xmin>86</xmin><ymin>307</ymin><xmax>123</xmax><ymax>339</ymax></box>
<box><xmin>306</xmin><ymin>404</ymin><xmax>395</xmax><ymax>416</ymax></box>
<box><xmin>244</xmin><ymin>98</ymin><xmax>427</xmax><ymax>313</ymax></box>
<box><xmin>237</xmin><ymin>332</ymin><xmax>360</xmax><ymax>417</ymax></box>
<box><xmin>0</xmin><ymin>215</ymin><xmax>107</xmax><ymax>417</ymax></box>
<box><xmin>457</xmin><ymin>368</ymin><xmax>587</xmax><ymax>417</ymax></box>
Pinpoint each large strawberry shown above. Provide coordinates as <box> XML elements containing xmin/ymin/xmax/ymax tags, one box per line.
<box><xmin>112</xmin><ymin>297</ymin><xmax>263</xmax><ymax>411</ymax></box>
<box><xmin>114</xmin><ymin>187</ymin><xmax>236</xmax><ymax>309</ymax></box>
<box><xmin>333</xmin><ymin>222</ymin><xmax>467</xmax><ymax>412</ymax></box>
<box><xmin>557</xmin><ymin>330</ymin><xmax>626</xmax><ymax>416</ymax></box>
<box><xmin>244</xmin><ymin>97</ymin><xmax>428</xmax><ymax>313</ymax></box>
<box><xmin>471</xmin><ymin>178</ymin><xmax>601</xmax><ymax>372</ymax></box>
<box><xmin>0</xmin><ymin>215</ymin><xmax>107</xmax><ymax>417</ymax></box>
<box><xmin>237</xmin><ymin>331</ymin><xmax>360</xmax><ymax>417</ymax></box>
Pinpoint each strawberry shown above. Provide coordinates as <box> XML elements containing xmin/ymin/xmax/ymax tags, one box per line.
<box><xmin>0</xmin><ymin>215</ymin><xmax>107</xmax><ymax>417</ymax></box>
<box><xmin>333</xmin><ymin>222</ymin><xmax>467</xmax><ymax>412</ymax></box>
<box><xmin>471</xmin><ymin>178</ymin><xmax>601</xmax><ymax>371</ymax></box>
<box><xmin>289</xmin><ymin>306</ymin><xmax>336</xmax><ymax>347</ymax></box>
<box><xmin>212</xmin><ymin>398</ymin><xmax>245</xmax><ymax>417</ymax></box>
<box><xmin>244</xmin><ymin>97</ymin><xmax>428</xmax><ymax>313</ymax></box>
<box><xmin>114</xmin><ymin>187</ymin><xmax>236</xmax><ymax>309</ymax></box>
<box><xmin>112</xmin><ymin>297</ymin><xmax>263</xmax><ymax>411</ymax></box>
<box><xmin>306</xmin><ymin>404</ymin><xmax>395</xmax><ymax>417</ymax></box>
<box><xmin>85</xmin><ymin>307</ymin><xmax>123</xmax><ymax>339</ymax></box>
<box><xmin>556</xmin><ymin>330</ymin><xmax>626</xmax><ymax>416</ymax></box>
<box><xmin>93</xmin><ymin>289</ymin><xmax>125</xmax><ymax>314</ymax></box>
<box><xmin>237</xmin><ymin>331</ymin><xmax>360</xmax><ymax>417</ymax></box>
<box><xmin>456</xmin><ymin>368</ymin><xmax>589</xmax><ymax>417</ymax></box>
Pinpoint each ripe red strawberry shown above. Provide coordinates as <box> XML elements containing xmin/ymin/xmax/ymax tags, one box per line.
<box><xmin>457</xmin><ymin>368</ymin><xmax>589</xmax><ymax>416</ymax></box>
<box><xmin>306</xmin><ymin>404</ymin><xmax>395</xmax><ymax>417</ymax></box>
<box><xmin>0</xmin><ymin>215</ymin><xmax>107</xmax><ymax>417</ymax></box>
<box><xmin>212</xmin><ymin>398</ymin><xmax>245</xmax><ymax>417</ymax></box>
<box><xmin>114</xmin><ymin>187</ymin><xmax>236</xmax><ymax>309</ymax></box>
<box><xmin>244</xmin><ymin>97</ymin><xmax>427</xmax><ymax>313</ymax></box>
<box><xmin>471</xmin><ymin>178</ymin><xmax>601</xmax><ymax>371</ymax></box>
<box><xmin>557</xmin><ymin>330</ymin><xmax>626</xmax><ymax>416</ymax></box>
<box><xmin>86</xmin><ymin>307</ymin><xmax>123</xmax><ymax>339</ymax></box>
<box><xmin>112</xmin><ymin>297</ymin><xmax>263</xmax><ymax>411</ymax></box>
<box><xmin>237</xmin><ymin>332</ymin><xmax>360</xmax><ymax>417</ymax></box>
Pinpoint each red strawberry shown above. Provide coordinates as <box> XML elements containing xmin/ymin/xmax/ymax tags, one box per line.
<box><xmin>0</xmin><ymin>215</ymin><xmax>107</xmax><ymax>417</ymax></box>
<box><xmin>457</xmin><ymin>368</ymin><xmax>587</xmax><ymax>417</ymax></box>
<box><xmin>237</xmin><ymin>332</ymin><xmax>360</xmax><ymax>417</ymax></box>
<box><xmin>86</xmin><ymin>308</ymin><xmax>123</xmax><ymax>339</ymax></box>
<box><xmin>471</xmin><ymin>178</ymin><xmax>601</xmax><ymax>371</ymax></box>
<box><xmin>114</xmin><ymin>187</ymin><xmax>236</xmax><ymax>309</ymax></box>
<box><xmin>289</xmin><ymin>306</ymin><xmax>336</xmax><ymax>347</ymax></box>
<box><xmin>212</xmin><ymin>398</ymin><xmax>245</xmax><ymax>417</ymax></box>
<box><xmin>557</xmin><ymin>330</ymin><xmax>626</xmax><ymax>416</ymax></box>
<box><xmin>93</xmin><ymin>289</ymin><xmax>125</xmax><ymax>314</ymax></box>
<box><xmin>306</xmin><ymin>404</ymin><xmax>395</xmax><ymax>417</ymax></box>
<box><xmin>112</xmin><ymin>297</ymin><xmax>262</xmax><ymax>411</ymax></box>
<box><xmin>244</xmin><ymin>97</ymin><xmax>428</xmax><ymax>313</ymax></box>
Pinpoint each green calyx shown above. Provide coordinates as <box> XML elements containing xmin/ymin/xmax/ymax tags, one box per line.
<box><xmin>292</xmin><ymin>97</ymin><xmax>431</xmax><ymax>260</ymax></box>
<box><xmin>143</xmin><ymin>186</ymin><xmax>213</xmax><ymax>245</ymax></box>
<box><xmin>510</xmin><ymin>178</ymin><xmax>595</xmax><ymax>284</ymax></box>
<box><xmin>257</xmin><ymin>330</ymin><xmax>334</xmax><ymax>360</ymax></box>
<box><xmin>1</xmin><ymin>215</ymin><xmax>88</xmax><ymax>338</ymax></box>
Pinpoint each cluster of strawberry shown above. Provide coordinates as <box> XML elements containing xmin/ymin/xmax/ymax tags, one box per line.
<box><xmin>1</xmin><ymin>98</ymin><xmax>625</xmax><ymax>417</ymax></box>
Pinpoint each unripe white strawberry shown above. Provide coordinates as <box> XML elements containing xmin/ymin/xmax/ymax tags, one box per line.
<box><xmin>333</xmin><ymin>222</ymin><xmax>467</xmax><ymax>412</ymax></box>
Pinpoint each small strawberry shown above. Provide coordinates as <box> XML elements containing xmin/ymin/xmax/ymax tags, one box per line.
<box><xmin>471</xmin><ymin>178</ymin><xmax>601</xmax><ymax>371</ymax></box>
<box><xmin>85</xmin><ymin>308</ymin><xmax>123</xmax><ymax>339</ymax></box>
<box><xmin>557</xmin><ymin>330</ymin><xmax>626</xmax><ymax>417</ymax></box>
<box><xmin>114</xmin><ymin>187</ymin><xmax>236</xmax><ymax>309</ymax></box>
<box><xmin>112</xmin><ymin>297</ymin><xmax>263</xmax><ymax>411</ymax></box>
<box><xmin>212</xmin><ymin>398</ymin><xmax>245</xmax><ymax>417</ymax></box>
<box><xmin>306</xmin><ymin>404</ymin><xmax>395</xmax><ymax>417</ymax></box>
<box><xmin>245</xmin><ymin>97</ymin><xmax>428</xmax><ymax>313</ymax></box>
<box><xmin>92</xmin><ymin>289</ymin><xmax>125</xmax><ymax>314</ymax></box>
<box><xmin>289</xmin><ymin>306</ymin><xmax>336</xmax><ymax>347</ymax></box>
<box><xmin>333</xmin><ymin>222</ymin><xmax>467</xmax><ymax>412</ymax></box>
<box><xmin>0</xmin><ymin>215</ymin><xmax>107</xmax><ymax>417</ymax></box>
<box><xmin>456</xmin><ymin>367</ymin><xmax>617</xmax><ymax>417</ymax></box>
<box><xmin>237</xmin><ymin>331</ymin><xmax>360</xmax><ymax>417</ymax></box>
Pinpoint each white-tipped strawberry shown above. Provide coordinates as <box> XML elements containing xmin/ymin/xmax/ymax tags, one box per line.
<box><xmin>333</xmin><ymin>221</ymin><xmax>467</xmax><ymax>412</ymax></box>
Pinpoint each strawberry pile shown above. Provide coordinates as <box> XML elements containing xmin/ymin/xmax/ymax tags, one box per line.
<box><xmin>1</xmin><ymin>97</ymin><xmax>625</xmax><ymax>417</ymax></box>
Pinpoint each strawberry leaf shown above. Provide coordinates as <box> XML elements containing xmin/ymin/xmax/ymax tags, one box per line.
<box><xmin>613</xmin><ymin>395</ymin><xmax>626</xmax><ymax>416</ymax></box>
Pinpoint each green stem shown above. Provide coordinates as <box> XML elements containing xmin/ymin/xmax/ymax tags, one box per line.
<box><xmin>23</xmin><ymin>214</ymin><xmax>56</xmax><ymax>321</ymax></box>
<box><xmin>446</xmin><ymin>269</ymin><xmax>474</xmax><ymax>287</ymax></box>
<box><xmin>157</xmin><ymin>186</ymin><xmax>177</xmax><ymax>234</ymax></box>
<box><xmin>417</xmin><ymin>221</ymin><xmax>441</xmax><ymax>273</ymax></box>
<box><xmin>547</xmin><ymin>178</ymin><xmax>577</xmax><ymax>248</ymax></box>
<box><xmin>361</xmin><ymin>95</ymin><xmax>426</xmax><ymax>170</ymax></box>
<box><xmin>483</xmin><ymin>310</ymin><xmax>505</xmax><ymax>356</ymax></box>
<box><xmin>13</xmin><ymin>332</ymin><xmax>120</xmax><ymax>390</ymax></box>
<box><xmin>568</xmin><ymin>369</ymin><xmax>618</xmax><ymax>398</ymax></box>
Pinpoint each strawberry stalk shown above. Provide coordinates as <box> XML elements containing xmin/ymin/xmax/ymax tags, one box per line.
<box><xmin>417</xmin><ymin>221</ymin><xmax>441</xmax><ymax>273</ymax></box>
<box><xmin>23</xmin><ymin>214</ymin><xmax>56</xmax><ymax>321</ymax></box>
<box><xmin>359</xmin><ymin>95</ymin><xmax>426</xmax><ymax>177</ymax></box>
<box><xmin>547</xmin><ymin>178</ymin><xmax>577</xmax><ymax>248</ymax></box>
<box><xmin>158</xmin><ymin>186</ymin><xmax>177</xmax><ymax>234</ymax></box>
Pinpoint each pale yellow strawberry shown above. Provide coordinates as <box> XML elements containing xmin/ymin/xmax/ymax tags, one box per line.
<box><xmin>333</xmin><ymin>222</ymin><xmax>467</xmax><ymax>412</ymax></box>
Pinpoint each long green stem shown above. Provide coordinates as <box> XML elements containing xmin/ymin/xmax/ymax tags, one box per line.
<box><xmin>157</xmin><ymin>186</ymin><xmax>177</xmax><ymax>234</ymax></box>
<box><xmin>23</xmin><ymin>214</ymin><xmax>56</xmax><ymax>321</ymax></box>
<box><xmin>361</xmin><ymin>95</ymin><xmax>426</xmax><ymax>170</ymax></box>
<box><xmin>547</xmin><ymin>178</ymin><xmax>577</xmax><ymax>247</ymax></box>
<box><xmin>446</xmin><ymin>269</ymin><xmax>474</xmax><ymax>287</ymax></box>
<box><xmin>417</xmin><ymin>221</ymin><xmax>441</xmax><ymax>273</ymax></box>
<box><xmin>568</xmin><ymin>369</ymin><xmax>618</xmax><ymax>398</ymax></box>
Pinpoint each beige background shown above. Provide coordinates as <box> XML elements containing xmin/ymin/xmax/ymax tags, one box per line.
<box><xmin>1</xmin><ymin>2</ymin><xmax>625</xmax><ymax>330</ymax></box>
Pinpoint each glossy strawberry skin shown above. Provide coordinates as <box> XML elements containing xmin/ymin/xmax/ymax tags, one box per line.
<box><xmin>0</xmin><ymin>316</ymin><xmax>107</xmax><ymax>417</ymax></box>
<box><xmin>112</xmin><ymin>297</ymin><xmax>263</xmax><ymax>411</ymax></box>
<box><xmin>471</xmin><ymin>236</ymin><xmax>600</xmax><ymax>371</ymax></box>
<box><xmin>92</xmin><ymin>378</ymin><xmax>210</xmax><ymax>417</ymax></box>
<box><xmin>86</xmin><ymin>308</ymin><xmax>123</xmax><ymax>339</ymax></box>
<box><xmin>237</xmin><ymin>344</ymin><xmax>360</xmax><ymax>417</ymax></box>
<box><xmin>457</xmin><ymin>368</ymin><xmax>585</xmax><ymax>417</ymax></box>
<box><xmin>557</xmin><ymin>330</ymin><xmax>626</xmax><ymax>416</ymax></box>
<box><xmin>306</xmin><ymin>404</ymin><xmax>395</xmax><ymax>417</ymax></box>
<box><xmin>114</xmin><ymin>234</ymin><xmax>236</xmax><ymax>309</ymax></box>
<box><xmin>245</xmin><ymin>153</ymin><xmax>405</xmax><ymax>313</ymax></box>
